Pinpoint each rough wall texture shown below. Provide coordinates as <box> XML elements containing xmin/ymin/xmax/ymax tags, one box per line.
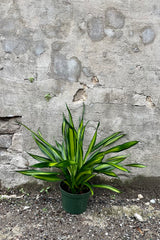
<box><xmin>0</xmin><ymin>0</ymin><xmax>160</xmax><ymax>187</ymax></box>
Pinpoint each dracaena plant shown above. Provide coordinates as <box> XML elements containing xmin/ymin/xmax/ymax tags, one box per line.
<box><xmin>17</xmin><ymin>104</ymin><xmax>145</xmax><ymax>195</ymax></box>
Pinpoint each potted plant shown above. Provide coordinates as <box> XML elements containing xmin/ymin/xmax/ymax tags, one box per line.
<box><xmin>17</xmin><ymin>104</ymin><xmax>145</xmax><ymax>214</ymax></box>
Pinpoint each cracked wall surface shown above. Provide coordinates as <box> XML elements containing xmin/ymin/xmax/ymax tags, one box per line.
<box><xmin>0</xmin><ymin>0</ymin><xmax>160</xmax><ymax>187</ymax></box>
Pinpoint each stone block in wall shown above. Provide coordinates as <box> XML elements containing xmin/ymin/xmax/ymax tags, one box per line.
<box><xmin>87</xmin><ymin>17</ymin><xmax>105</xmax><ymax>41</ymax></box>
<box><xmin>140</xmin><ymin>27</ymin><xmax>155</xmax><ymax>45</ymax></box>
<box><xmin>8</xmin><ymin>133</ymin><xmax>23</xmax><ymax>153</ymax></box>
<box><xmin>0</xmin><ymin>165</ymin><xmax>29</xmax><ymax>188</ymax></box>
<box><xmin>52</xmin><ymin>54</ymin><xmax>81</xmax><ymax>82</ymax></box>
<box><xmin>32</xmin><ymin>40</ymin><xmax>47</xmax><ymax>56</ymax></box>
<box><xmin>0</xmin><ymin>150</ymin><xmax>28</xmax><ymax>187</ymax></box>
<box><xmin>0</xmin><ymin>117</ymin><xmax>21</xmax><ymax>134</ymax></box>
<box><xmin>0</xmin><ymin>135</ymin><xmax>12</xmax><ymax>149</ymax></box>
<box><xmin>82</xmin><ymin>67</ymin><xmax>94</xmax><ymax>77</ymax></box>
<box><xmin>0</xmin><ymin>151</ymin><xmax>12</xmax><ymax>164</ymax></box>
<box><xmin>10</xmin><ymin>154</ymin><xmax>27</xmax><ymax>169</ymax></box>
<box><xmin>105</xmin><ymin>7</ymin><xmax>125</xmax><ymax>29</ymax></box>
<box><xmin>2</xmin><ymin>38</ymin><xmax>30</xmax><ymax>55</ymax></box>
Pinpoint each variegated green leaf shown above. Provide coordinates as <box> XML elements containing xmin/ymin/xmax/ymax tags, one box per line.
<box><xmin>125</xmin><ymin>163</ymin><xmax>146</xmax><ymax>168</ymax></box>
<box><xmin>55</xmin><ymin>141</ymin><xmax>62</xmax><ymax>151</ymax></box>
<box><xmin>34</xmin><ymin>175</ymin><xmax>62</xmax><ymax>182</ymax></box>
<box><xmin>104</xmin><ymin>141</ymin><xmax>139</xmax><ymax>154</ymax></box>
<box><xmin>107</xmin><ymin>163</ymin><xmax>130</xmax><ymax>172</ymax></box>
<box><xmin>83</xmin><ymin>174</ymin><xmax>96</xmax><ymax>183</ymax></box>
<box><xmin>28</xmin><ymin>153</ymin><xmax>51</xmax><ymax>162</ymax></box>
<box><xmin>84</xmin><ymin>182</ymin><xmax>94</xmax><ymax>196</ymax></box>
<box><xmin>30</xmin><ymin>162</ymin><xmax>57</xmax><ymax>168</ymax></box>
<box><xmin>83</xmin><ymin>122</ymin><xmax>100</xmax><ymax>163</ymax></box>
<box><xmin>68</xmin><ymin>127</ymin><xmax>75</xmax><ymax>161</ymax></box>
<box><xmin>33</xmin><ymin>136</ymin><xmax>63</xmax><ymax>162</ymax></box>
<box><xmin>16</xmin><ymin>170</ymin><xmax>60</xmax><ymax>176</ymax></box>
<box><xmin>91</xmin><ymin>131</ymin><xmax>123</xmax><ymax>152</ymax></box>
<box><xmin>31</xmin><ymin>160</ymin><xmax>76</xmax><ymax>169</ymax></box>
<box><xmin>83</xmin><ymin>152</ymin><xmax>104</xmax><ymax>169</ymax></box>
<box><xmin>62</xmin><ymin>115</ymin><xmax>66</xmax><ymax>137</ymax></box>
<box><xmin>94</xmin><ymin>163</ymin><xmax>111</xmax><ymax>171</ymax></box>
<box><xmin>92</xmin><ymin>184</ymin><xmax>121</xmax><ymax>193</ymax></box>
<box><xmin>103</xmin><ymin>134</ymin><xmax>125</xmax><ymax>147</ymax></box>
<box><xmin>33</xmin><ymin>137</ymin><xmax>57</xmax><ymax>161</ymax></box>
<box><xmin>96</xmin><ymin>171</ymin><xmax>118</xmax><ymax>177</ymax></box>
<box><xmin>105</xmin><ymin>155</ymin><xmax>128</xmax><ymax>164</ymax></box>
<box><xmin>17</xmin><ymin>170</ymin><xmax>62</xmax><ymax>182</ymax></box>
<box><xmin>66</xmin><ymin>104</ymin><xmax>74</xmax><ymax>127</ymax></box>
<box><xmin>75</xmin><ymin>169</ymin><xmax>92</xmax><ymax>183</ymax></box>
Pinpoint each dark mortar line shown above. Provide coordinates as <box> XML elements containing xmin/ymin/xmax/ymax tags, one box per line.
<box><xmin>0</xmin><ymin>116</ymin><xmax>22</xmax><ymax>120</ymax></box>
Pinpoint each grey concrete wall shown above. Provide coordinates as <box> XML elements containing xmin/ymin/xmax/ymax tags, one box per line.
<box><xmin>0</xmin><ymin>0</ymin><xmax>160</xmax><ymax>187</ymax></box>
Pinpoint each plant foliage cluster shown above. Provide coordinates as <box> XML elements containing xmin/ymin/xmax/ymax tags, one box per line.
<box><xmin>17</xmin><ymin>104</ymin><xmax>145</xmax><ymax>195</ymax></box>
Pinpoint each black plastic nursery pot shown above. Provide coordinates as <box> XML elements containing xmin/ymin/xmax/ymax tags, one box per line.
<box><xmin>60</xmin><ymin>182</ymin><xmax>91</xmax><ymax>214</ymax></box>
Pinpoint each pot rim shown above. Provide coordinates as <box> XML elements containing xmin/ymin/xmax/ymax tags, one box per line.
<box><xmin>60</xmin><ymin>181</ymin><xmax>90</xmax><ymax>197</ymax></box>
